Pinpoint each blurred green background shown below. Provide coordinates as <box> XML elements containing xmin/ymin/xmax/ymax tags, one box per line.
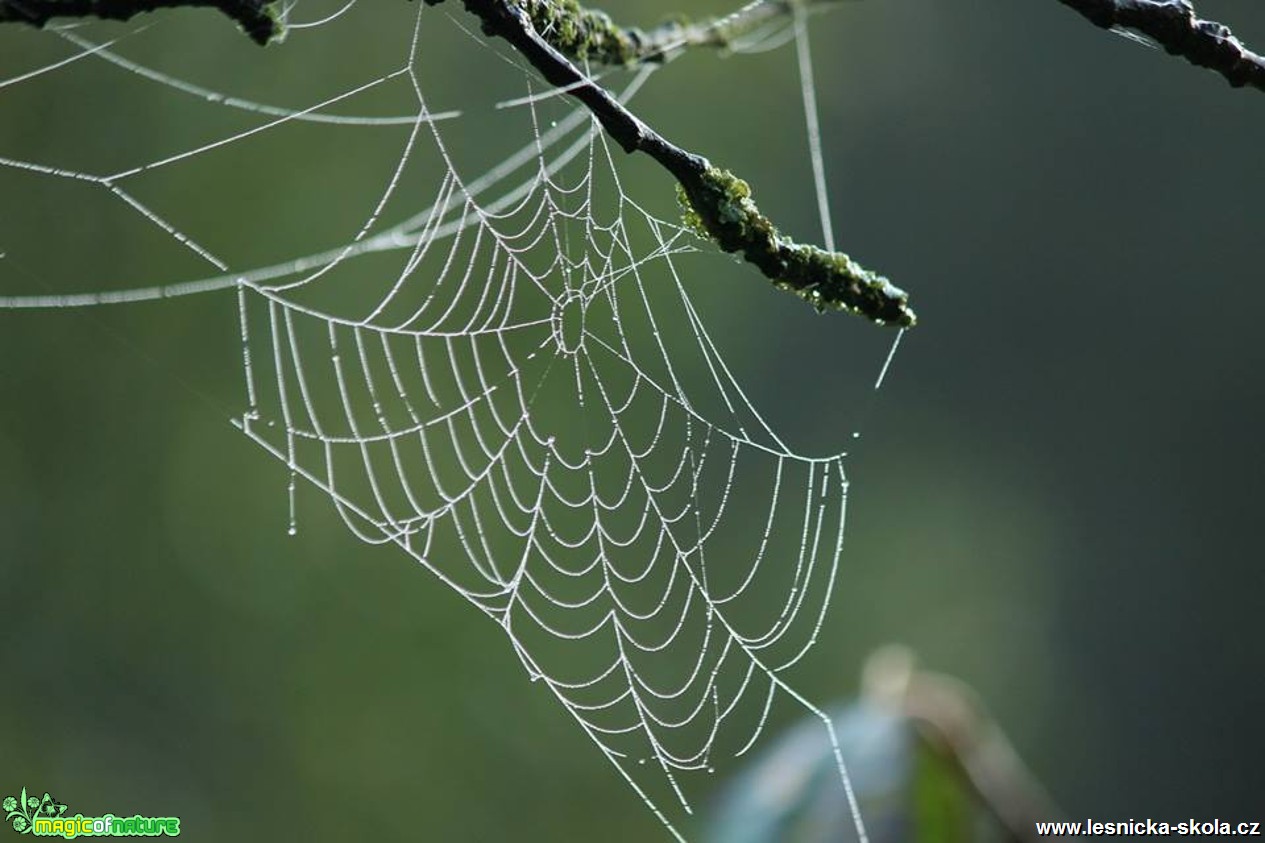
<box><xmin>2</xmin><ymin>1</ymin><xmax>1263</xmax><ymax>839</ymax></box>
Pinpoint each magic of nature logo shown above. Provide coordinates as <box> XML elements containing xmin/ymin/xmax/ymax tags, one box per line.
<box><xmin>4</xmin><ymin>788</ymin><xmax>179</xmax><ymax>838</ymax></box>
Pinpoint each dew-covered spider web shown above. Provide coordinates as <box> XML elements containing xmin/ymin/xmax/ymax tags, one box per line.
<box><xmin>0</xmin><ymin>3</ymin><xmax>906</xmax><ymax>840</ymax></box>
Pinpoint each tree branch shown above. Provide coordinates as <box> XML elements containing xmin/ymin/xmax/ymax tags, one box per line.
<box><xmin>0</xmin><ymin>0</ymin><xmax>285</xmax><ymax>44</ymax></box>
<box><xmin>1057</xmin><ymin>0</ymin><xmax>1265</xmax><ymax>93</ymax></box>
<box><xmin>1</xmin><ymin>0</ymin><xmax>913</xmax><ymax>324</ymax></box>
<box><xmin>504</xmin><ymin>0</ymin><xmax>846</xmax><ymax>66</ymax></box>
<box><xmin>7</xmin><ymin>0</ymin><xmax>1264</xmax><ymax>321</ymax></box>
<box><xmin>430</xmin><ymin>0</ymin><xmax>915</xmax><ymax>326</ymax></box>
<box><xmin>5</xmin><ymin>0</ymin><xmax>1264</xmax><ymax>92</ymax></box>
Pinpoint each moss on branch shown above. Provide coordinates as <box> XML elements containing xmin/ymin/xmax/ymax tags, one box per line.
<box><xmin>515</xmin><ymin>0</ymin><xmax>681</xmax><ymax>65</ymax></box>
<box><xmin>676</xmin><ymin>169</ymin><xmax>913</xmax><ymax>326</ymax></box>
<box><xmin>425</xmin><ymin>0</ymin><xmax>839</xmax><ymax>66</ymax></box>
<box><xmin>438</xmin><ymin>0</ymin><xmax>915</xmax><ymax>326</ymax></box>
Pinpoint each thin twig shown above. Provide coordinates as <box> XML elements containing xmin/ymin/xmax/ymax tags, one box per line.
<box><xmin>0</xmin><ymin>0</ymin><xmax>285</xmax><ymax>43</ymax></box>
<box><xmin>1057</xmin><ymin>0</ymin><xmax>1265</xmax><ymax>93</ymax></box>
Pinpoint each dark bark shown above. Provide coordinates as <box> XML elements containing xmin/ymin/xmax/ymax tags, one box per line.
<box><xmin>1057</xmin><ymin>0</ymin><xmax>1265</xmax><ymax>93</ymax></box>
<box><xmin>0</xmin><ymin>0</ymin><xmax>284</xmax><ymax>44</ymax></box>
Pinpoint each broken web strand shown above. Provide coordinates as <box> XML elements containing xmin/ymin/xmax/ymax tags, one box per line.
<box><xmin>0</xmin><ymin>4</ymin><xmax>908</xmax><ymax>841</ymax></box>
<box><xmin>0</xmin><ymin>9</ymin><xmax>462</xmax><ymax>296</ymax></box>
<box><xmin>0</xmin><ymin>21</ymin><xmax>453</xmax><ymax>308</ymax></box>
<box><xmin>790</xmin><ymin>1</ymin><xmax>908</xmax><ymax>442</ymax></box>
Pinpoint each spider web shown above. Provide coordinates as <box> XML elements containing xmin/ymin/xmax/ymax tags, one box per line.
<box><xmin>0</xmin><ymin>3</ymin><xmax>904</xmax><ymax>840</ymax></box>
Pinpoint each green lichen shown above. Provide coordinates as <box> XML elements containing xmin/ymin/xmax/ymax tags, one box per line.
<box><xmin>677</xmin><ymin>166</ymin><xmax>915</xmax><ymax>327</ymax></box>
<box><xmin>425</xmin><ymin>0</ymin><xmax>801</xmax><ymax>64</ymax></box>
<box><xmin>249</xmin><ymin>1</ymin><xmax>287</xmax><ymax>44</ymax></box>
<box><xmin>675</xmin><ymin>183</ymin><xmax>708</xmax><ymax>239</ymax></box>
<box><xmin>518</xmin><ymin>0</ymin><xmax>686</xmax><ymax>65</ymax></box>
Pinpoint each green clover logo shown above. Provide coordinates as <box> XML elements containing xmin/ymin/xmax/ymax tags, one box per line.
<box><xmin>3</xmin><ymin>787</ymin><xmax>68</xmax><ymax>835</ymax></box>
